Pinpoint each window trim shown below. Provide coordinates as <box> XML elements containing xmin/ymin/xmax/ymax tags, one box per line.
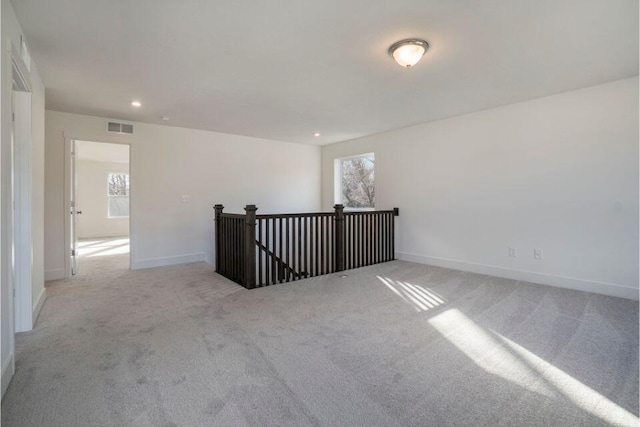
<box><xmin>333</xmin><ymin>152</ymin><xmax>375</xmax><ymax>211</ymax></box>
<box><xmin>107</xmin><ymin>172</ymin><xmax>130</xmax><ymax>218</ymax></box>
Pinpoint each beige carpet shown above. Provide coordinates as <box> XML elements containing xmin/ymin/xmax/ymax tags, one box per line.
<box><xmin>1</xmin><ymin>243</ymin><xmax>638</xmax><ymax>426</ymax></box>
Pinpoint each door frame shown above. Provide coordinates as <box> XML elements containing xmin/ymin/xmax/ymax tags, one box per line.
<box><xmin>63</xmin><ymin>134</ymin><xmax>135</xmax><ymax>278</ymax></box>
<box><xmin>11</xmin><ymin>42</ymin><xmax>33</xmax><ymax>333</ymax></box>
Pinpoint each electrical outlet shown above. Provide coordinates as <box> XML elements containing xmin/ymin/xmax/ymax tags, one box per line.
<box><xmin>534</xmin><ymin>248</ymin><xmax>543</xmax><ymax>260</ymax></box>
<box><xmin>181</xmin><ymin>194</ymin><xmax>190</xmax><ymax>203</ymax></box>
<box><xmin>508</xmin><ymin>247</ymin><xmax>517</xmax><ymax>257</ymax></box>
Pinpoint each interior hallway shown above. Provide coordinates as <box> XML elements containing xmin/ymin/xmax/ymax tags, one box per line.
<box><xmin>1</xmin><ymin>258</ymin><xmax>638</xmax><ymax>426</ymax></box>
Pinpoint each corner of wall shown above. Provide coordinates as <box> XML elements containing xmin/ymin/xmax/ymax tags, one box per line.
<box><xmin>1</xmin><ymin>353</ymin><xmax>15</xmax><ymax>398</ymax></box>
<box><xmin>44</xmin><ymin>269</ymin><xmax>65</xmax><ymax>281</ymax></box>
<box><xmin>32</xmin><ymin>287</ymin><xmax>47</xmax><ymax>325</ymax></box>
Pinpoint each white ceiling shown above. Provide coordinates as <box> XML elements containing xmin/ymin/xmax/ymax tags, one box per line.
<box><xmin>76</xmin><ymin>140</ymin><xmax>129</xmax><ymax>164</ymax></box>
<box><xmin>13</xmin><ymin>0</ymin><xmax>638</xmax><ymax>145</ymax></box>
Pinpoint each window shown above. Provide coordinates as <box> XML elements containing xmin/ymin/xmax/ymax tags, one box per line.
<box><xmin>335</xmin><ymin>153</ymin><xmax>375</xmax><ymax>209</ymax></box>
<box><xmin>107</xmin><ymin>173</ymin><xmax>130</xmax><ymax>218</ymax></box>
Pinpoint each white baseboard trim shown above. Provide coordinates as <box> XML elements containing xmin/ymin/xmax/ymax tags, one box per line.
<box><xmin>131</xmin><ymin>252</ymin><xmax>206</xmax><ymax>270</ymax></box>
<box><xmin>396</xmin><ymin>251</ymin><xmax>639</xmax><ymax>301</ymax></box>
<box><xmin>1</xmin><ymin>353</ymin><xmax>15</xmax><ymax>398</ymax></box>
<box><xmin>78</xmin><ymin>234</ymin><xmax>129</xmax><ymax>239</ymax></box>
<box><xmin>45</xmin><ymin>268</ymin><xmax>66</xmax><ymax>281</ymax></box>
<box><xmin>32</xmin><ymin>287</ymin><xmax>47</xmax><ymax>325</ymax></box>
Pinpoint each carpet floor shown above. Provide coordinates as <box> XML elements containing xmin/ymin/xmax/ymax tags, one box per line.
<box><xmin>1</xmin><ymin>242</ymin><xmax>638</xmax><ymax>426</ymax></box>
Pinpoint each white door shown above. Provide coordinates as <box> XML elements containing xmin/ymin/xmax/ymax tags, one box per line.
<box><xmin>70</xmin><ymin>140</ymin><xmax>78</xmax><ymax>275</ymax></box>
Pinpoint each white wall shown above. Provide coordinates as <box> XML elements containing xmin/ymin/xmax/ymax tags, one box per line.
<box><xmin>44</xmin><ymin>111</ymin><xmax>321</xmax><ymax>276</ymax></box>
<box><xmin>1</xmin><ymin>0</ymin><xmax>46</xmax><ymax>396</ymax></box>
<box><xmin>77</xmin><ymin>160</ymin><xmax>129</xmax><ymax>239</ymax></box>
<box><xmin>322</xmin><ymin>77</ymin><xmax>639</xmax><ymax>300</ymax></box>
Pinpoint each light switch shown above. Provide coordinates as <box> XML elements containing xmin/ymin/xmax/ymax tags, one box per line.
<box><xmin>181</xmin><ymin>194</ymin><xmax>190</xmax><ymax>203</ymax></box>
<box><xmin>534</xmin><ymin>248</ymin><xmax>543</xmax><ymax>260</ymax></box>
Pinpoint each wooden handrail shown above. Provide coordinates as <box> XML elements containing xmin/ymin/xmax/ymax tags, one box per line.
<box><xmin>255</xmin><ymin>209</ymin><xmax>397</xmax><ymax>219</ymax></box>
<box><xmin>256</xmin><ymin>212</ymin><xmax>335</xmax><ymax>219</ymax></box>
<box><xmin>219</xmin><ymin>213</ymin><xmax>246</xmax><ymax>219</ymax></box>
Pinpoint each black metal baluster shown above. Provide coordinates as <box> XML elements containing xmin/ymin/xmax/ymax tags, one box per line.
<box><xmin>350</xmin><ymin>215</ymin><xmax>355</xmax><ymax>269</ymax></box>
<box><xmin>376</xmin><ymin>214</ymin><xmax>380</xmax><ymax>264</ymax></box>
<box><xmin>365</xmin><ymin>213</ymin><xmax>370</xmax><ymax>266</ymax></box>
<box><xmin>285</xmin><ymin>217</ymin><xmax>290</xmax><ymax>282</ymax></box>
<box><xmin>388</xmin><ymin>212</ymin><xmax>392</xmax><ymax>261</ymax></box>
<box><xmin>357</xmin><ymin>214</ymin><xmax>362</xmax><ymax>268</ymax></box>
<box><xmin>264</xmin><ymin>218</ymin><xmax>269</xmax><ymax>286</ymax></box>
<box><xmin>258</xmin><ymin>218</ymin><xmax>262</xmax><ymax>286</ymax></box>
<box><xmin>278</xmin><ymin>217</ymin><xmax>283</xmax><ymax>283</ymax></box>
<box><xmin>304</xmin><ymin>216</ymin><xmax>308</xmax><ymax>277</ymax></box>
<box><xmin>391</xmin><ymin>212</ymin><xmax>395</xmax><ymax>260</ymax></box>
<box><xmin>327</xmin><ymin>215</ymin><xmax>332</xmax><ymax>272</ymax></box>
<box><xmin>320</xmin><ymin>215</ymin><xmax>325</xmax><ymax>275</ymax></box>
<box><xmin>274</xmin><ymin>217</ymin><xmax>278</xmax><ymax>283</ymax></box>
<box><xmin>297</xmin><ymin>216</ymin><xmax>302</xmax><ymax>279</ymax></box>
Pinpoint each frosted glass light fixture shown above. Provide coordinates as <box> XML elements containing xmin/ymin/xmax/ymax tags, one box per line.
<box><xmin>388</xmin><ymin>39</ymin><xmax>429</xmax><ymax>68</ymax></box>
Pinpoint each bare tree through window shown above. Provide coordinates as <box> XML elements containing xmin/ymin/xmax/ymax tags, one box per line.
<box><xmin>108</xmin><ymin>173</ymin><xmax>130</xmax><ymax>217</ymax></box>
<box><xmin>340</xmin><ymin>155</ymin><xmax>375</xmax><ymax>208</ymax></box>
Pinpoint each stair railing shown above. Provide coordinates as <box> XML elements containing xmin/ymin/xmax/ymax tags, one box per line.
<box><xmin>215</xmin><ymin>204</ymin><xmax>399</xmax><ymax>289</ymax></box>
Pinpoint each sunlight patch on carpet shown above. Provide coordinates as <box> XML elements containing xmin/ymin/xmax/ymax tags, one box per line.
<box><xmin>428</xmin><ymin>308</ymin><xmax>639</xmax><ymax>427</ymax></box>
<box><xmin>377</xmin><ymin>276</ymin><xmax>445</xmax><ymax>312</ymax></box>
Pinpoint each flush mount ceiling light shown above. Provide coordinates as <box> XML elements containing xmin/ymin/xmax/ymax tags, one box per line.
<box><xmin>131</xmin><ymin>101</ymin><xmax>142</xmax><ymax>107</ymax></box>
<box><xmin>313</xmin><ymin>132</ymin><xmax>321</xmax><ymax>137</ymax></box>
<box><xmin>388</xmin><ymin>38</ymin><xmax>429</xmax><ymax>68</ymax></box>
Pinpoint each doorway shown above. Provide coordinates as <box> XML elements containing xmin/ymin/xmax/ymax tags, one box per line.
<box><xmin>70</xmin><ymin>140</ymin><xmax>131</xmax><ymax>276</ymax></box>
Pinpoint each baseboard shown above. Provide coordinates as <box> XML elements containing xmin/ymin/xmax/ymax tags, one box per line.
<box><xmin>32</xmin><ymin>287</ymin><xmax>47</xmax><ymax>325</ymax></box>
<box><xmin>78</xmin><ymin>234</ymin><xmax>129</xmax><ymax>239</ymax></box>
<box><xmin>131</xmin><ymin>252</ymin><xmax>206</xmax><ymax>270</ymax></box>
<box><xmin>1</xmin><ymin>353</ymin><xmax>14</xmax><ymax>398</ymax></box>
<box><xmin>45</xmin><ymin>268</ymin><xmax>66</xmax><ymax>281</ymax></box>
<box><xmin>396</xmin><ymin>251</ymin><xmax>639</xmax><ymax>301</ymax></box>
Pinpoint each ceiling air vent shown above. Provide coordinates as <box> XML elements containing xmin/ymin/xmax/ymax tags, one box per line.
<box><xmin>107</xmin><ymin>121</ymin><xmax>134</xmax><ymax>134</ymax></box>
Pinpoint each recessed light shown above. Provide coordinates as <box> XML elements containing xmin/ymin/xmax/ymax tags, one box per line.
<box><xmin>131</xmin><ymin>101</ymin><xmax>142</xmax><ymax>107</ymax></box>
<box><xmin>161</xmin><ymin>116</ymin><xmax>170</xmax><ymax>121</ymax></box>
<box><xmin>313</xmin><ymin>132</ymin><xmax>321</xmax><ymax>137</ymax></box>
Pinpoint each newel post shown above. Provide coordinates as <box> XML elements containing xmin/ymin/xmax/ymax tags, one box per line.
<box><xmin>214</xmin><ymin>204</ymin><xmax>224</xmax><ymax>272</ymax></box>
<box><xmin>393</xmin><ymin>207</ymin><xmax>399</xmax><ymax>259</ymax></box>
<box><xmin>334</xmin><ymin>204</ymin><xmax>345</xmax><ymax>272</ymax></box>
<box><xmin>244</xmin><ymin>205</ymin><xmax>257</xmax><ymax>289</ymax></box>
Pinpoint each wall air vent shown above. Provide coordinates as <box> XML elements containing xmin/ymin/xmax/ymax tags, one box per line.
<box><xmin>107</xmin><ymin>121</ymin><xmax>134</xmax><ymax>134</ymax></box>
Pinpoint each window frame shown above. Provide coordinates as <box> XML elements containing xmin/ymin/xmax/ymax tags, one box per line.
<box><xmin>333</xmin><ymin>152</ymin><xmax>375</xmax><ymax>211</ymax></box>
<box><xmin>107</xmin><ymin>172</ymin><xmax>130</xmax><ymax>218</ymax></box>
